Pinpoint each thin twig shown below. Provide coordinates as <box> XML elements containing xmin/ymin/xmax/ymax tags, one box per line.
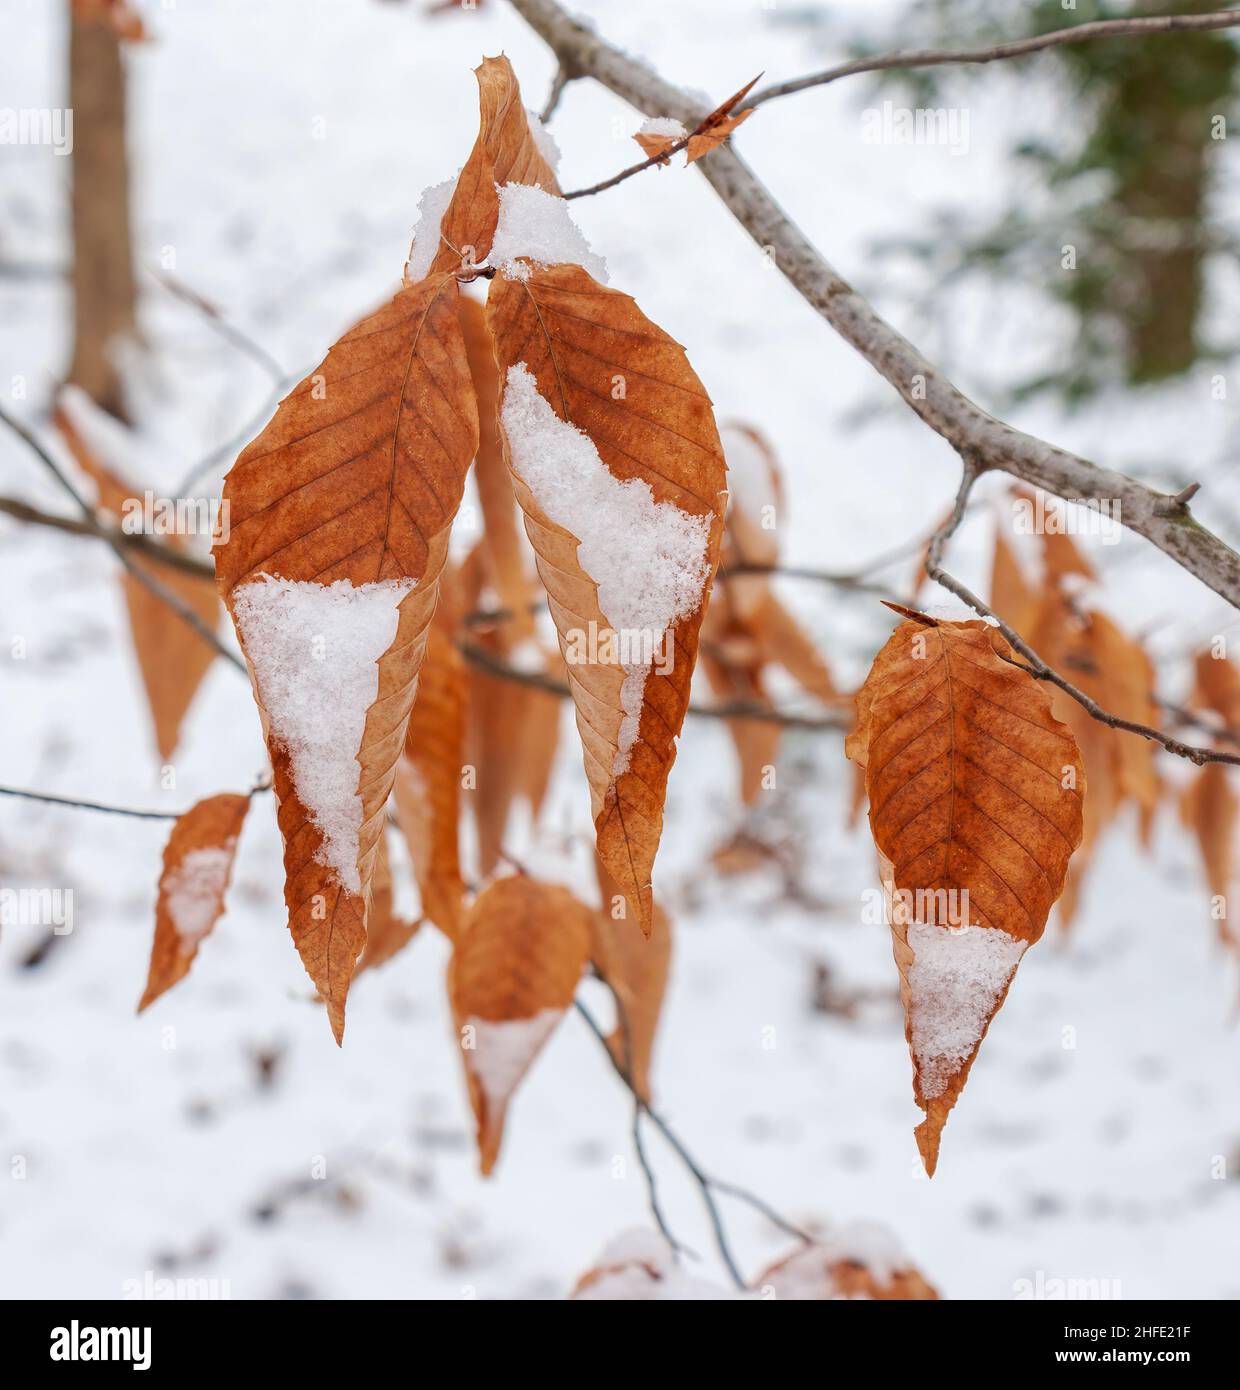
<box><xmin>747</xmin><ymin>11</ymin><xmax>1240</xmax><ymax>109</ymax></box>
<box><xmin>458</xmin><ymin>639</ymin><xmax>845</xmax><ymax>731</ymax></box>
<box><xmin>924</xmin><ymin>463</ymin><xmax>1240</xmax><ymax>768</ymax></box>
<box><xmin>539</xmin><ymin>65</ymin><xmax>572</xmax><ymax>123</ymax></box>
<box><xmin>0</xmin><ymin>493</ymin><xmax>216</xmax><ymax>579</ymax></box>
<box><xmin>0</xmin><ymin>405</ymin><xmax>243</xmax><ymax>671</ymax></box>
<box><xmin>509</xmin><ymin>0</ymin><xmax>1240</xmax><ymax>610</ymax></box>
<box><xmin>175</xmin><ymin>367</ymin><xmax>308</xmax><ymax>497</ymax></box>
<box><xmin>149</xmin><ymin>267</ymin><xmax>287</xmax><ymax>385</ymax></box>
<box><xmin>0</xmin><ymin>777</ymin><xmax>270</xmax><ymax>821</ymax></box>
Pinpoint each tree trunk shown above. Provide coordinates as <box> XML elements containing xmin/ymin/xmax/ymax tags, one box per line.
<box><xmin>66</xmin><ymin>7</ymin><xmax>137</xmax><ymax>420</ymax></box>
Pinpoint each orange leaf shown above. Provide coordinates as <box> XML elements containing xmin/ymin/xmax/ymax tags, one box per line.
<box><xmin>394</xmin><ymin>623</ymin><xmax>467</xmax><ymax>940</ymax></box>
<box><xmin>685</xmin><ymin>107</ymin><xmax>753</xmax><ymax>164</ymax></box>
<box><xmin>757</xmin><ymin>1224</ymin><xmax>940</xmax><ymax>1300</ymax></box>
<box><xmin>592</xmin><ymin>860</ymin><xmax>672</xmax><ymax>1102</ymax></box>
<box><xmin>138</xmin><ymin>793</ymin><xmax>249</xmax><ymax>1012</ymax></box>
<box><xmin>459</xmin><ymin>291</ymin><xmax>536</xmax><ymax>641</ymax></box>
<box><xmin>429</xmin><ymin>56</ymin><xmax>561</xmax><ymax>277</ymax></box>
<box><xmin>214</xmin><ymin>272</ymin><xmax>479</xmax><ymax>1041</ymax></box>
<box><xmin>449</xmin><ymin>875</ymin><xmax>591</xmax><ymax>1174</ymax></box>
<box><xmin>1181</xmin><ymin>762</ymin><xmax>1239</xmax><ymax>948</ymax></box>
<box><xmin>847</xmin><ymin>610</ymin><xmax>1084</xmax><ymax>1173</ymax></box>
<box><xmin>488</xmin><ymin>263</ymin><xmax>726</xmax><ymax>931</ymax></box>
<box><xmin>355</xmin><ymin>830</ymin><xmax>422</xmax><ymax>974</ymax></box>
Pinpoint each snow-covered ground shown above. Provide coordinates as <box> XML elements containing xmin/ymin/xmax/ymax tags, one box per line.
<box><xmin>1</xmin><ymin>0</ymin><xmax>1239</xmax><ymax>1299</ymax></box>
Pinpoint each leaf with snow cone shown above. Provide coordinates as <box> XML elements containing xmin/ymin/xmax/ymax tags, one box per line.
<box><xmin>847</xmin><ymin>607</ymin><xmax>1084</xmax><ymax>1174</ymax></box>
<box><xmin>449</xmin><ymin>874</ymin><xmax>591</xmax><ymax>1175</ymax></box>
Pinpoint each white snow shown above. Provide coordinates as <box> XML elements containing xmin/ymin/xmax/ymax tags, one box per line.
<box><xmin>636</xmin><ymin>116</ymin><xmax>688</xmax><ymax>139</ymax></box>
<box><xmin>405</xmin><ymin>175</ymin><xmax>457</xmax><ymax>283</ymax></box>
<box><xmin>525</xmin><ymin>107</ymin><xmax>562</xmax><ymax>171</ymax></box>
<box><xmin>906</xmin><ymin>922</ymin><xmax>1027</xmax><ymax>1099</ymax></box>
<box><xmin>573</xmin><ymin>1229</ymin><xmax>737</xmax><ymax>1300</ymax></box>
<box><xmin>761</xmin><ymin>1221</ymin><xmax>910</xmax><ymax>1300</ymax></box>
<box><xmin>500</xmin><ymin>363</ymin><xmax>712</xmax><ymax>774</ymax></box>
<box><xmin>231</xmin><ymin>575</ymin><xmax>414</xmax><ymax>895</ymax></box>
<box><xmin>467</xmin><ymin>1009</ymin><xmax>563</xmax><ymax>1106</ymax></box>
<box><xmin>488</xmin><ymin>182</ymin><xmax>608</xmax><ymax>283</ymax></box>
<box><xmin>164</xmin><ymin>842</ymin><xmax>236</xmax><ymax>949</ymax></box>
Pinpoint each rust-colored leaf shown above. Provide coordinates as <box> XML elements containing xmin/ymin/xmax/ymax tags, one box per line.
<box><xmin>1194</xmin><ymin>649</ymin><xmax>1240</xmax><ymax>730</ymax></box>
<box><xmin>488</xmin><ymin>263</ymin><xmax>726</xmax><ymax>931</ymax></box>
<box><xmin>685</xmin><ymin>107</ymin><xmax>753</xmax><ymax>164</ymax></box>
<box><xmin>757</xmin><ymin>1226</ymin><xmax>939</xmax><ymax>1301</ymax></box>
<box><xmin>459</xmin><ymin>291</ymin><xmax>536</xmax><ymax>640</ymax></box>
<box><xmin>394</xmin><ymin>623</ymin><xmax>467</xmax><ymax>940</ymax></box>
<box><xmin>213</xmin><ymin>272</ymin><xmax>478</xmax><ymax>1041</ymax></box>
<box><xmin>592</xmin><ymin>860</ymin><xmax>672</xmax><ymax>1102</ymax></box>
<box><xmin>430</xmin><ymin>55</ymin><xmax>561</xmax><ymax>277</ymax></box>
<box><xmin>355</xmin><ymin>830</ymin><xmax>422</xmax><ymax>974</ymax></box>
<box><xmin>449</xmin><ymin>874</ymin><xmax>591</xmax><ymax>1174</ymax></box>
<box><xmin>1181</xmin><ymin>762</ymin><xmax>1239</xmax><ymax>948</ymax></box>
<box><xmin>847</xmin><ymin>610</ymin><xmax>1084</xmax><ymax>1174</ymax></box>
<box><xmin>138</xmin><ymin>793</ymin><xmax>249</xmax><ymax>1012</ymax></box>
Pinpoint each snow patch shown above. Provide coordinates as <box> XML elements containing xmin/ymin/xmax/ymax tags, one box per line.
<box><xmin>488</xmin><ymin>182</ymin><xmax>607</xmax><ymax>283</ymax></box>
<box><xmin>165</xmin><ymin>843</ymin><xmax>236</xmax><ymax>948</ymax></box>
<box><xmin>525</xmin><ymin>107</ymin><xmax>562</xmax><ymax>171</ymax></box>
<box><xmin>637</xmin><ymin>116</ymin><xmax>688</xmax><ymax>139</ymax></box>
<box><xmin>232</xmin><ymin>575</ymin><xmax>414</xmax><ymax>895</ymax></box>
<box><xmin>405</xmin><ymin>176</ymin><xmax>456</xmax><ymax>283</ymax></box>
<box><xmin>574</xmin><ymin>1229</ymin><xmax>737</xmax><ymax>1300</ymax></box>
<box><xmin>500</xmin><ymin>363</ymin><xmax>712</xmax><ymax>774</ymax></box>
<box><xmin>467</xmin><ymin>1009</ymin><xmax>563</xmax><ymax>1106</ymax></box>
<box><xmin>907</xmin><ymin>922</ymin><xmax>1026</xmax><ymax>1098</ymax></box>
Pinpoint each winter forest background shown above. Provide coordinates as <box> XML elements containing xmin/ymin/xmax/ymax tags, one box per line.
<box><xmin>2</xmin><ymin>0</ymin><xmax>1240</xmax><ymax>1300</ymax></box>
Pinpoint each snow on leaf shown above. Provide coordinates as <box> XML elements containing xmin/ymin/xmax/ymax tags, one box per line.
<box><xmin>449</xmin><ymin>875</ymin><xmax>591</xmax><ymax>1174</ymax></box>
<box><xmin>847</xmin><ymin>609</ymin><xmax>1084</xmax><ymax>1174</ymax></box>
<box><xmin>488</xmin><ymin>261</ymin><xmax>726</xmax><ymax>932</ymax></box>
<box><xmin>213</xmin><ymin>270</ymin><xmax>478</xmax><ymax>1042</ymax></box>
<box><xmin>138</xmin><ymin>793</ymin><xmax>249</xmax><ymax>1012</ymax></box>
<box><xmin>757</xmin><ymin>1222</ymin><xmax>940</xmax><ymax>1301</ymax></box>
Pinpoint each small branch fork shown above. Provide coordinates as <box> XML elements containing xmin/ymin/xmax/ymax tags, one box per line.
<box><xmin>925</xmin><ymin>459</ymin><xmax>1240</xmax><ymax>769</ymax></box>
<box><xmin>574</xmin><ymin>987</ymin><xmax>809</xmax><ymax>1291</ymax></box>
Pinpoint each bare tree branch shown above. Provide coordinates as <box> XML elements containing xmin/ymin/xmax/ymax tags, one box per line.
<box><xmin>0</xmin><ymin>493</ymin><xmax>216</xmax><ymax>578</ymax></box>
<box><xmin>509</xmin><ymin>0</ymin><xmax>1240</xmax><ymax>611</ymax></box>
<box><xmin>747</xmin><ymin>11</ymin><xmax>1240</xmax><ymax>108</ymax></box>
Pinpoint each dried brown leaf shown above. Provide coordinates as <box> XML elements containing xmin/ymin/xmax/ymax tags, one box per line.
<box><xmin>213</xmin><ymin>272</ymin><xmax>478</xmax><ymax>1041</ymax></box>
<box><xmin>488</xmin><ymin>263</ymin><xmax>726</xmax><ymax>931</ymax></box>
<box><xmin>848</xmin><ymin>611</ymin><xmax>1084</xmax><ymax>1174</ymax></box>
<box><xmin>449</xmin><ymin>874</ymin><xmax>591</xmax><ymax>1173</ymax></box>
<box><xmin>138</xmin><ymin>793</ymin><xmax>249</xmax><ymax>1011</ymax></box>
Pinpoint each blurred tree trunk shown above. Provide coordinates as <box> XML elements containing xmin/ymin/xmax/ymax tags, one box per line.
<box><xmin>66</xmin><ymin>6</ymin><xmax>136</xmax><ymax>420</ymax></box>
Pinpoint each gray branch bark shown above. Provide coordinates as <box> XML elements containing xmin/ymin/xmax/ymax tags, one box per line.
<box><xmin>509</xmin><ymin>0</ymin><xmax>1240</xmax><ymax>611</ymax></box>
